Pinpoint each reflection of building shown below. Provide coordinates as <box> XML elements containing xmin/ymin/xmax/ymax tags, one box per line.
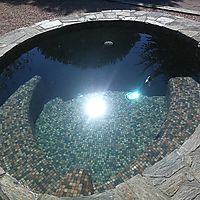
<box><xmin>38</xmin><ymin>23</ymin><xmax>140</xmax><ymax>68</ymax></box>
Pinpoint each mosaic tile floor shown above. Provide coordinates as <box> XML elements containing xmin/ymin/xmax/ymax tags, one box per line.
<box><xmin>35</xmin><ymin>91</ymin><xmax>167</xmax><ymax>185</ymax></box>
<box><xmin>54</xmin><ymin>169</ymin><xmax>94</xmax><ymax>197</ymax></box>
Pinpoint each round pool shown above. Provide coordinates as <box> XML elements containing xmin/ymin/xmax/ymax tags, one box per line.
<box><xmin>0</xmin><ymin>21</ymin><xmax>200</xmax><ymax>195</ymax></box>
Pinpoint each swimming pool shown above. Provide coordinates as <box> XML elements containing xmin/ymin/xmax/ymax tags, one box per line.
<box><xmin>0</xmin><ymin>20</ymin><xmax>199</xmax><ymax>197</ymax></box>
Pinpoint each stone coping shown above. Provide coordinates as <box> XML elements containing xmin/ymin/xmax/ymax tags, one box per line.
<box><xmin>0</xmin><ymin>10</ymin><xmax>200</xmax><ymax>59</ymax></box>
<box><xmin>0</xmin><ymin>9</ymin><xmax>200</xmax><ymax>200</ymax></box>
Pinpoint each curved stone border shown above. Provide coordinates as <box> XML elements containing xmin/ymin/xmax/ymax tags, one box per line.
<box><xmin>0</xmin><ymin>9</ymin><xmax>200</xmax><ymax>59</ymax></box>
<box><xmin>0</xmin><ymin>10</ymin><xmax>200</xmax><ymax>200</ymax></box>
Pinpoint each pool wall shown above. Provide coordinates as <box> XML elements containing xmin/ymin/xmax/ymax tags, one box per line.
<box><xmin>0</xmin><ymin>76</ymin><xmax>63</xmax><ymax>194</ymax></box>
<box><xmin>0</xmin><ymin>10</ymin><xmax>200</xmax><ymax>200</ymax></box>
<box><xmin>95</xmin><ymin>77</ymin><xmax>200</xmax><ymax>192</ymax></box>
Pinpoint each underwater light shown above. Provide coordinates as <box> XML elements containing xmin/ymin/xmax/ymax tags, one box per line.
<box><xmin>85</xmin><ymin>95</ymin><xmax>107</xmax><ymax>118</ymax></box>
<box><xmin>126</xmin><ymin>91</ymin><xmax>141</xmax><ymax>100</ymax></box>
<box><xmin>104</xmin><ymin>41</ymin><xmax>114</xmax><ymax>46</ymax></box>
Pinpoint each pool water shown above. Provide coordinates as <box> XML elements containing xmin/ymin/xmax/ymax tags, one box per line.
<box><xmin>0</xmin><ymin>21</ymin><xmax>200</xmax><ymax>188</ymax></box>
<box><xmin>36</xmin><ymin>92</ymin><xmax>167</xmax><ymax>184</ymax></box>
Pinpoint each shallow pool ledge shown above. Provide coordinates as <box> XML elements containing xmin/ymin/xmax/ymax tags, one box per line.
<box><xmin>0</xmin><ymin>76</ymin><xmax>63</xmax><ymax>195</ymax></box>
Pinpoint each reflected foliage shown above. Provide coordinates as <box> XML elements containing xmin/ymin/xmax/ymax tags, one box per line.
<box><xmin>38</xmin><ymin>25</ymin><xmax>140</xmax><ymax>68</ymax></box>
<box><xmin>0</xmin><ymin>22</ymin><xmax>200</xmax><ymax>113</ymax></box>
<box><xmin>139</xmin><ymin>30</ymin><xmax>200</xmax><ymax>81</ymax></box>
<box><xmin>0</xmin><ymin>53</ymin><xmax>31</xmax><ymax>92</ymax></box>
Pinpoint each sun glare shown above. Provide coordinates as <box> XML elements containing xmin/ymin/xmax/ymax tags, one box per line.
<box><xmin>85</xmin><ymin>95</ymin><xmax>107</xmax><ymax>118</ymax></box>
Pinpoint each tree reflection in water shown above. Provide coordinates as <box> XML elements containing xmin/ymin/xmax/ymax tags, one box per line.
<box><xmin>38</xmin><ymin>24</ymin><xmax>140</xmax><ymax>68</ymax></box>
<box><xmin>0</xmin><ymin>22</ymin><xmax>199</xmax><ymax>112</ymax></box>
<box><xmin>139</xmin><ymin>30</ymin><xmax>200</xmax><ymax>83</ymax></box>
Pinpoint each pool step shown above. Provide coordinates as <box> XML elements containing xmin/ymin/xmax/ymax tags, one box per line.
<box><xmin>0</xmin><ymin>76</ymin><xmax>62</xmax><ymax>194</ymax></box>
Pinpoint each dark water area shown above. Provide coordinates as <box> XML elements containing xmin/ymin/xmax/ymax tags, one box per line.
<box><xmin>0</xmin><ymin>21</ymin><xmax>199</xmax><ymax>121</ymax></box>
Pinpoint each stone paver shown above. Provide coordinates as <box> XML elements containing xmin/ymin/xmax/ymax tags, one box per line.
<box><xmin>171</xmin><ymin>182</ymin><xmax>200</xmax><ymax>200</ymax></box>
<box><xmin>0</xmin><ymin>167</ymin><xmax>5</xmax><ymax>176</ymax></box>
<box><xmin>189</xmin><ymin>148</ymin><xmax>200</xmax><ymax>183</ymax></box>
<box><xmin>124</xmin><ymin>175</ymin><xmax>169</xmax><ymax>200</ymax></box>
<box><xmin>39</xmin><ymin>20</ymin><xmax>63</xmax><ymax>29</ymax></box>
<box><xmin>0</xmin><ymin>174</ymin><xmax>36</xmax><ymax>200</ymax></box>
<box><xmin>143</xmin><ymin>125</ymin><xmax>200</xmax><ymax>200</ymax></box>
<box><xmin>156</xmin><ymin>169</ymin><xmax>191</xmax><ymax>196</ymax></box>
<box><xmin>179</xmin><ymin>125</ymin><xmax>200</xmax><ymax>156</ymax></box>
<box><xmin>156</xmin><ymin>16</ymin><xmax>175</xmax><ymax>24</ymax></box>
<box><xmin>143</xmin><ymin>150</ymin><xmax>185</xmax><ymax>178</ymax></box>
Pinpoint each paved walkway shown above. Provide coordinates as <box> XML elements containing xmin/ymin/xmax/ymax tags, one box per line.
<box><xmin>173</xmin><ymin>0</ymin><xmax>200</xmax><ymax>12</ymax></box>
<box><xmin>123</xmin><ymin>0</ymin><xmax>200</xmax><ymax>12</ymax></box>
<box><xmin>107</xmin><ymin>0</ymin><xmax>200</xmax><ymax>14</ymax></box>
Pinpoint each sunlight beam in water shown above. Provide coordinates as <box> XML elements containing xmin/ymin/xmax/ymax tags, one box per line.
<box><xmin>85</xmin><ymin>94</ymin><xmax>107</xmax><ymax>118</ymax></box>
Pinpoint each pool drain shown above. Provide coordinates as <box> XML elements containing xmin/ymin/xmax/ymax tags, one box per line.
<box><xmin>104</xmin><ymin>41</ymin><xmax>114</xmax><ymax>46</ymax></box>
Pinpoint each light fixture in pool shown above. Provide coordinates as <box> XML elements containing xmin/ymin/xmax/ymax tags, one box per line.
<box><xmin>126</xmin><ymin>91</ymin><xmax>141</xmax><ymax>100</ymax></box>
<box><xmin>104</xmin><ymin>41</ymin><xmax>114</xmax><ymax>46</ymax></box>
<box><xmin>85</xmin><ymin>95</ymin><xmax>107</xmax><ymax>118</ymax></box>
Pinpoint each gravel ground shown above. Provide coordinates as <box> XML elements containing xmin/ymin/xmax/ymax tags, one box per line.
<box><xmin>0</xmin><ymin>0</ymin><xmax>200</xmax><ymax>36</ymax></box>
